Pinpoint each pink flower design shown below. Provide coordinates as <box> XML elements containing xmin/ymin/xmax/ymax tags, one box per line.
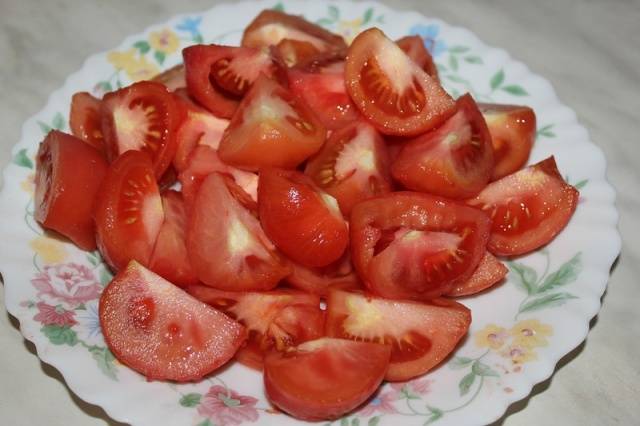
<box><xmin>33</xmin><ymin>302</ymin><xmax>77</xmax><ymax>326</ymax></box>
<box><xmin>197</xmin><ymin>385</ymin><xmax>259</xmax><ymax>426</ymax></box>
<box><xmin>389</xmin><ymin>378</ymin><xmax>433</xmax><ymax>396</ymax></box>
<box><xmin>357</xmin><ymin>389</ymin><xmax>397</xmax><ymax>416</ymax></box>
<box><xmin>31</xmin><ymin>263</ymin><xmax>102</xmax><ymax>308</ymax></box>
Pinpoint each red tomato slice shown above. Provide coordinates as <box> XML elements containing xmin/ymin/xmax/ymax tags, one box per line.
<box><xmin>101</xmin><ymin>81</ymin><xmax>181</xmax><ymax>179</ymax></box>
<box><xmin>478</xmin><ymin>103</ymin><xmax>537</xmax><ymax>180</ymax></box>
<box><xmin>396</xmin><ymin>35</ymin><xmax>439</xmax><ymax>83</ymax></box>
<box><xmin>446</xmin><ymin>252</ymin><xmax>507</xmax><ymax>297</ymax></box>
<box><xmin>273</xmin><ymin>39</ymin><xmax>323</xmax><ymax>68</ymax></box>
<box><xmin>264</xmin><ymin>337</ymin><xmax>391</xmax><ymax>421</ymax></box>
<box><xmin>350</xmin><ymin>192</ymin><xmax>491</xmax><ymax>300</ymax></box>
<box><xmin>99</xmin><ymin>261</ymin><xmax>246</xmax><ymax>381</ymax></box>
<box><xmin>284</xmin><ymin>251</ymin><xmax>361</xmax><ymax>296</ymax></box>
<box><xmin>287</xmin><ymin>66</ymin><xmax>358</xmax><ymax>131</ymax></box>
<box><xmin>69</xmin><ymin>92</ymin><xmax>105</xmax><ymax>153</ymax></box>
<box><xmin>187</xmin><ymin>172</ymin><xmax>290</xmax><ymax>290</ymax></box>
<box><xmin>258</xmin><ymin>168</ymin><xmax>349</xmax><ymax>268</ymax></box>
<box><xmin>345</xmin><ymin>28</ymin><xmax>455</xmax><ymax>136</ymax></box>
<box><xmin>218</xmin><ymin>75</ymin><xmax>326</xmax><ymax>171</ymax></box>
<box><xmin>186</xmin><ymin>286</ymin><xmax>325</xmax><ymax>370</ymax></box>
<box><xmin>242</xmin><ymin>9</ymin><xmax>347</xmax><ymax>53</ymax></box>
<box><xmin>178</xmin><ymin>145</ymin><xmax>258</xmax><ymax>210</ymax></box>
<box><xmin>326</xmin><ymin>290</ymin><xmax>471</xmax><ymax>381</ymax></box>
<box><xmin>148</xmin><ymin>191</ymin><xmax>199</xmax><ymax>287</ymax></box>
<box><xmin>151</xmin><ymin>64</ymin><xmax>186</xmax><ymax>91</ymax></box>
<box><xmin>183</xmin><ymin>44</ymin><xmax>276</xmax><ymax>118</ymax></box>
<box><xmin>94</xmin><ymin>150</ymin><xmax>164</xmax><ymax>271</ymax></box>
<box><xmin>305</xmin><ymin>121</ymin><xmax>392</xmax><ymax>215</ymax></box>
<box><xmin>392</xmin><ymin>93</ymin><xmax>494</xmax><ymax>199</ymax></box>
<box><xmin>34</xmin><ymin>131</ymin><xmax>108</xmax><ymax>251</ymax></box>
<box><xmin>467</xmin><ymin>156</ymin><xmax>579</xmax><ymax>256</ymax></box>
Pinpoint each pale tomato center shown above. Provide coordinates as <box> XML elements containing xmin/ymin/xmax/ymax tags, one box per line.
<box><xmin>113</xmin><ymin>103</ymin><xmax>155</xmax><ymax>153</ymax></box>
<box><xmin>250</xmin><ymin>24</ymin><xmax>328</xmax><ymax>50</ymax></box>
<box><xmin>227</xmin><ymin>219</ymin><xmax>256</xmax><ymax>254</ymax></box>
<box><xmin>334</xmin><ymin>126</ymin><xmax>378</xmax><ymax>180</ymax></box>
<box><xmin>375</xmin><ymin>41</ymin><xmax>416</xmax><ymax>94</ymax></box>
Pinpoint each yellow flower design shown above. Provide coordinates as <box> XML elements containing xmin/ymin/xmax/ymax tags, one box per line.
<box><xmin>21</xmin><ymin>173</ymin><xmax>35</xmax><ymax>195</ymax></box>
<box><xmin>338</xmin><ymin>18</ymin><xmax>362</xmax><ymax>43</ymax></box>
<box><xmin>149</xmin><ymin>29</ymin><xmax>180</xmax><ymax>54</ymax></box>
<box><xmin>510</xmin><ymin>319</ymin><xmax>553</xmax><ymax>348</ymax></box>
<box><xmin>30</xmin><ymin>236</ymin><xmax>68</xmax><ymax>264</ymax></box>
<box><xmin>501</xmin><ymin>344</ymin><xmax>537</xmax><ymax>364</ymax></box>
<box><xmin>474</xmin><ymin>324</ymin><xmax>509</xmax><ymax>350</ymax></box>
<box><xmin>107</xmin><ymin>48</ymin><xmax>160</xmax><ymax>82</ymax></box>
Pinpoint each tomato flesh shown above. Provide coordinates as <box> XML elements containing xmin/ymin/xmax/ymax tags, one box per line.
<box><xmin>284</xmin><ymin>251</ymin><xmax>361</xmax><ymax>296</ymax></box>
<box><xmin>151</xmin><ymin>64</ymin><xmax>186</xmax><ymax>91</ymax></box>
<box><xmin>264</xmin><ymin>337</ymin><xmax>390</xmax><ymax>420</ymax></box>
<box><xmin>467</xmin><ymin>156</ymin><xmax>579</xmax><ymax>256</ymax></box>
<box><xmin>34</xmin><ymin>130</ymin><xmax>108</xmax><ymax>250</ymax></box>
<box><xmin>69</xmin><ymin>92</ymin><xmax>105</xmax><ymax>153</ymax></box>
<box><xmin>396</xmin><ymin>35</ymin><xmax>439</xmax><ymax>83</ymax></box>
<box><xmin>99</xmin><ymin>261</ymin><xmax>246</xmax><ymax>381</ymax></box>
<box><xmin>446</xmin><ymin>252</ymin><xmax>507</xmax><ymax>296</ymax></box>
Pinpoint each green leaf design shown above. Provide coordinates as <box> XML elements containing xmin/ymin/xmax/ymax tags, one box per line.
<box><xmin>471</xmin><ymin>360</ymin><xmax>499</xmax><ymax>377</ymax></box>
<box><xmin>13</xmin><ymin>148</ymin><xmax>34</xmax><ymax>169</ymax></box>
<box><xmin>449</xmin><ymin>356</ymin><xmax>474</xmax><ymax>369</ymax></box>
<box><xmin>574</xmin><ymin>179</ymin><xmax>588</xmax><ymax>190</ymax></box>
<box><xmin>133</xmin><ymin>40</ymin><xmax>151</xmax><ymax>54</ymax></box>
<box><xmin>536</xmin><ymin>124</ymin><xmax>556</xmax><ymax>138</ymax></box>
<box><xmin>363</xmin><ymin>8</ymin><xmax>374</xmax><ymax>24</ymax></box>
<box><xmin>180</xmin><ymin>393</ymin><xmax>202</xmax><ymax>407</ymax></box>
<box><xmin>89</xmin><ymin>346</ymin><xmax>118</xmax><ymax>380</ymax></box>
<box><xmin>368</xmin><ymin>416</ymin><xmax>381</xmax><ymax>426</ymax></box>
<box><xmin>41</xmin><ymin>325</ymin><xmax>78</xmax><ymax>346</ymax></box>
<box><xmin>502</xmin><ymin>84</ymin><xmax>529</xmax><ymax>96</ymax></box>
<box><xmin>458</xmin><ymin>372</ymin><xmax>475</xmax><ymax>396</ymax></box>
<box><xmin>38</xmin><ymin>121</ymin><xmax>52</xmax><ymax>134</ymax></box>
<box><xmin>445</xmin><ymin>74</ymin><xmax>467</xmax><ymax>84</ymax></box>
<box><xmin>508</xmin><ymin>262</ymin><xmax>538</xmax><ymax>295</ymax></box>
<box><xmin>317</xmin><ymin>18</ymin><xmax>334</xmax><ymax>27</ymax></box>
<box><xmin>464</xmin><ymin>55</ymin><xmax>483</xmax><ymax>64</ymax></box>
<box><xmin>98</xmin><ymin>81</ymin><xmax>113</xmax><ymax>93</ymax></box>
<box><xmin>449</xmin><ymin>46</ymin><xmax>469</xmax><ymax>54</ymax></box>
<box><xmin>351</xmin><ymin>418</ymin><xmax>361</xmax><ymax>426</ymax></box>
<box><xmin>424</xmin><ymin>407</ymin><xmax>444</xmax><ymax>424</ymax></box>
<box><xmin>196</xmin><ymin>420</ymin><xmax>213</xmax><ymax>426</ymax></box>
<box><xmin>519</xmin><ymin>292</ymin><xmax>578</xmax><ymax>314</ymax></box>
<box><xmin>490</xmin><ymin>69</ymin><xmax>505</xmax><ymax>90</ymax></box>
<box><xmin>340</xmin><ymin>418</ymin><xmax>349</xmax><ymax>426</ymax></box>
<box><xmin>154</xmin><ymin>50</ymin><xmax>166</xmax><ymax>65</ymax></box>
<box><xmin>52</xmin><ymin>112</ymin><xmax>65</xmax><ymax>130</ymax></box>
<box><xmin>99</xmin><ymin>268</ymin><xmax>113</xmax><ymax>287</ymax></box>
<box><xmin>272</xmin><ymin>1</ymin><xmax>285</xmax><ymax>12</ymax></box>
<box><xmin>537</xmin><ymin>253</ymin><xmax>581</xmax><ymax>293</ymax></box>
<box><xmin>328</xmin><ymin>5</ymin><xmax>340</xmax><ymax>20</ymax></box>
<box><xmin>87</xmin><ymin>253</ymin><xmax>99</xmax><ymax>267</ymax></box>
<box><xmin>449</xmin><ymin>55</ymin><xmax>459</xmax><ymax>72</ymax></box>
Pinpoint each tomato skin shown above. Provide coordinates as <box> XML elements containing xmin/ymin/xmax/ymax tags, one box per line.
<box><xmin>258</xmin><ymin>168</ymin><xmax>349</xmax><ymax>268</ymax></box>
<box><xmin>326</xmin><ymin>290</ymin><xmax>471</xmax><ymax>381</ymax></box>
<box><xmin>94</xmin><ymin>150</ymin><xmax>164</xmax><ymax>271</ymax></box>
<box><xmin>391</xmin><ymin>93</ymin><xmax>494</xmax><ymax>199</ymax></box>
<box><xmin>350</xmin><ymin>192</ymin><xmax>491</xmax><ymax>300</ymax></box>
<box><xmin>101</xmin><ymin>81</ymin><xmax>181</xmax><ymax>179</ymax></box>
<box><xmin>264</xmin><ymin>338</ymin><xmax>391</xmax><ymax>421</ymax></box>
<box><xmin>148</xmin><ymin>191</ymin><xmax>199</xmax><ymax>287</ymax></box>
<box><xmin>446</xmin><ymin>252</ymin><xmax>507</xmax><ymax>297</ymax></box>
<box><xmin>69</xmin><ymin>92</ymin><xmax>105</xmax><ymax>153</ymax></box>
<box><xmin>478</xmin><ymin>103</ymin><xmax>537</xmax><ymax>180</ymax></box>
<box><xmin>396</xmin><ymin>35</ymin><xmax>439</xmax><ymax>83</ymax></box>
<box><xmin>345</xmin><ymin>28</ymin><xmax>455</xmax><ymax>136</ymax></box>
<box><xmin>186</xmin><ymin>285</ymin><xmax>325</xmax><ymax>370</ymax></box>
<box><xmin>467</xmin><ymin>156</ymin><xmax>579</xmax><ymax>256</ymax></box>
<box><xmin>100</xmin><ymin>261</ymin><xmax>246</xmax><ymax>381</ymax></box>
<box><xmin>305</xmin><ymin>121</ymin><xmax>392</xmax><ymax>216</ymax></box>
<box><xmin>187</xmin><ymin>172</ymin><xmax>290</xmax><ymax>291</ymax></box>
<box><xmin>218</xmin><ymin>75</ymin><xmax>326</xmax><ymax>171</ymax></box>
<box><xmin>34</xmin><ymin>131</ymin><xmax>108</xmax><ymax>251</ymax></box>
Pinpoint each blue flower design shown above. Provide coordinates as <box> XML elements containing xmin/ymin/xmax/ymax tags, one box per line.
<box><xmin>176</xmin><ymin>16</ymin><xmax>202</xmax><ymax>38</ymax></box>
<box><xmin>409</xmin><ymin>24</ymin><xmax>447</xmax><ymax>57</ymax></box>
<box><xmin>75</xmin><ymin>300</ymin><xmax>103</xmax><ymax>345</ymax></box>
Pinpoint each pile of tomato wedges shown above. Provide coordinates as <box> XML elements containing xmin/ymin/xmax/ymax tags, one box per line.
<box><xmin>33</xmin><ymin>9</ymin><xmax>579</xmax><ymax>421</ymax></box>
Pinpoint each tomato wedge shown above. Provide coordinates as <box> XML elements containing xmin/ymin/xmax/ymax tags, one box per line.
<box><xmin>148</xmin><ymin>190</ymin><xmax>199</xmax><ymax>287</ymax></box>
<box><xmin>187</xmin><ymin>172</ymin><xmax>290</xmax><ymax>290</ymax></box>
<box><xmin>284</xmin><ymin>251</ymin><xmax>361</xmax><ymax>296</ymax></box>
<box><xmin>446</xmin><ymin>252</ymin><xmax>507</xmax><ymax>297</ymax></box>
<box><xmin>467</xmin><ymin>156</ymin><xmax>579</xmax><ymax>256</ymax></box>
<box><xmin>218</xmin><ymin>75</ymin><xmax>326</xmax><ymax>171</ymax></box>
<box><xmin>183</xmin><ymin>44</ymin><xmax>276</xmax><ymax>118</ymax></box>
<box><xmin>305</xmin><ymin>121</ymin><xmax>392</xmax><ymax>215</ymax></box>
<box><xmin>151</xmin><ymin>64</ymin><xmax>186</xmax><ymax>91</ymax></box>
<box><xmin>258</xmin><ymin>168</ymin><xmax>349</xmax><ymax>268</ymax></box>
<box><xmin>34</xmin><ymin>130</ymin><xmax>108</xmax><ymax>250</ymax></box>
<box><xmin>94</xmin><ymin>150</ymin><xmax>164</xmax><ymax>271</ymax></box>
<box><xmin>478</xmin><ymin>103</ymin><xmax>537</xmax><ymax>180</ymax></box>
<box><xmin>396</xmin><ymin>35</ymin><xmax>439</xmax><ymax>83</ymax></box>
<box><xmin>350</xmin><ymin>192</ymin><xmax>491</xmax><ymax>300</ymax></box>
<box><xmin>100</xmin><ymin>261</ymin><xmax>246</xmax><ymax>381</ymax></box>
<box><xmin>392</xmin><ymin>93</ymin><xmax>494</xmax><ymax>199</ymax></box>
<box><xmin>242</xmin><ymin>9</ymin><xmax>347</xmax><ymax>53</ymax></box>
<box><xmin>101</xmin><ymin>81</ymin><xmax>182</xmax><ymax>179</ymax></box>
<box><xmin>326</xmin><ymin>290</ymin><xmax>471</xmax><ymax>381</ymax></box>
<box><xmin>345</xmin><ymin>28</ymin><xmax>455</xmax><ymax>136</ymax></box>
<box><xmin>69</xmin><ymin>92</ymin><xmax>105</xmax><ymax>153</ymax></box>
<box><xmin>186</xmin><ymin>286</ymin><xmax>325</xmax><ymax>370</ymax></box>
<box><xmin>264</xmin><ymin>337</ymin><xmax>391</xmax><ymax>421</ymax></box>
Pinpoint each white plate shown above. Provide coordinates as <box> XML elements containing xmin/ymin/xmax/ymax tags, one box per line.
<box><xmin>0</xmin><ymin>1</ymin><xmax>621</xmax><ymax>425</ymax></box>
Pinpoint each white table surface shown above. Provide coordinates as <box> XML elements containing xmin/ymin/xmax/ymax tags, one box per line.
<box><xmin>1</xmin><ymin>0</ymin><xmax>638</xmax><ymax>425</ymax></box>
